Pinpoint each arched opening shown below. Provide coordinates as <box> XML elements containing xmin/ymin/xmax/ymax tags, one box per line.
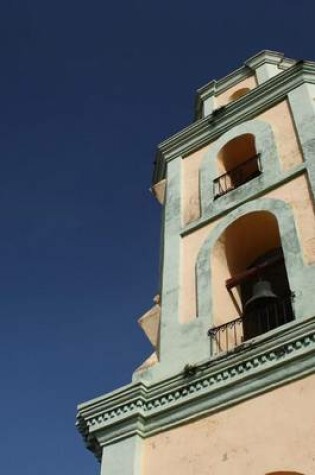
<box><xmin>210</xmin><ymin>212</ymin><xmax>294</xmax><ymax>354</ymax></box>
<box><xmin>213</xmin><ymin>134</ymin><xmax>261</xmax><ymax>198</ymax></box>
<box><xmin>229</xmin><ymin>87</ymin><xmax>251</xmax><ymax>102</ymax></box>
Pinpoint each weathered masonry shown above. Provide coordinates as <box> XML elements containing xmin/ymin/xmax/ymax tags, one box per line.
<box><xmin>77</xmin><ymin>51</ymin><xmax>315</xmax><ymax>474</ymax></box>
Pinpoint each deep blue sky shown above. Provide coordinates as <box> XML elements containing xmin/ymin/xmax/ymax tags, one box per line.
<box><xmin>0</xmin><ymin>1</ymin><xmax>314</xmax><ymax>474</ymax></box>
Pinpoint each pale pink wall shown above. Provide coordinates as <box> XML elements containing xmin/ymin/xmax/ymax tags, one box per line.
<box><xmin>259</xmin><ymin>101</ymin><xmax>303</xmax><ymax>171</ymax></box>
<box><xmin>143</xmin><ymin>376</ymin><xmax>315</xmax><ymax>475</ymax></box>
<box><xmin>216</xmin><ymin>75</ymin><xmax>257</xmax><ymax>108</ymax></box>
<box><xmin>182</xmin><ymin>145</ymin><xmax>211</xmax><ymax>225</ymax></box>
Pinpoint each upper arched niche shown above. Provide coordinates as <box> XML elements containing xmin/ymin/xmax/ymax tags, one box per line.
<box><xmin>229</xmin><ymin>87</ymin><xmax>251</xmax><ymax>102</ymax></box>
<box><xmin>214</xmin><ymin>133</ymin><xmax>260</xmax><ymax>197</ymax></box>
<box><xmin>200</xmin><ymin>119</ymin><xmax>281</xmax><ymax>214</ymax></box>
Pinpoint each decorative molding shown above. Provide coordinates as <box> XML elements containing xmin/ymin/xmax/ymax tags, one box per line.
<box><xmin>197</xmin><ymin>51</ymin><xmax>288</xmax><ymax>100</ymax></box>
<box><xmin>77</xmin><ymin>317</ymin><xmax>315</xmax><ymax>461</ymax></box>
<box><xmin>245</xmin><ymin>50</ymin><xmax>285</xmax><ymax>68</ymax></box>
<box><xmin>152</xmin><ymin>61</ymin><xmax>315</xmax><ymax>184</ymax></box>
<box><xmin>182</xmin><ymin>164</ymin><xmax>306</xmax><ymax>237</ymax></box>
<box><xmin>196</xmin><ymin>66</ymin><xmax>252</xmax><ymax>103</ymax></box>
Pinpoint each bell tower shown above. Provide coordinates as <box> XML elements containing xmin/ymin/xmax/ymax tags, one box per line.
<box><xmin>77</xmin><ymin>51</ymin><xmax>315</xmax><ymax>474</ymax></box>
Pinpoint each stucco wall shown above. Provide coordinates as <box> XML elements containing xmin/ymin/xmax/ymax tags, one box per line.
<box><xmin>143</xmin><ymin>375</ymin><xmax>315</xmax><ymax>475</ymax></box>
<box><xmin>259</xmin><ymin>101</ymin><xmax>303</xmax><ymax>171</ymax></box>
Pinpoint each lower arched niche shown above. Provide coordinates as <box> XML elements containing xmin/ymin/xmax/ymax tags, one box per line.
<box><xmin>209</xmin><ymin>210</ymin><xmax>294</xmax><ymax>352</ymax></box>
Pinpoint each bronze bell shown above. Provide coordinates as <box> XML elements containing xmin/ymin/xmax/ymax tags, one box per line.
<box><xmin>244</xmin><ymin>280</ymin><xmax>278</xmax><ymax>312</ymax></box>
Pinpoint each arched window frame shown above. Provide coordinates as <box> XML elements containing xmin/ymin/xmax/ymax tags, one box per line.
<box><xmin>195</xmin><ymin>198</ymin><xmax>305</xmax><ymax>328</ymax></box>
<box><xmin>199</xmin><ymin>120</ymin><xmax>282</xmax><ymax>217</ymax></box>
<box><xmin>214</xmin><ymin>133</ymin><xmax>261</xmax><ymax>198</ymax></box>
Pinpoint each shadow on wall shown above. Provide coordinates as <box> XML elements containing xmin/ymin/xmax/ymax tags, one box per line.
<box><xmin>266</xmin><ymin>471</ymin><xmax>305</xmax><ymax>474</ymax></box>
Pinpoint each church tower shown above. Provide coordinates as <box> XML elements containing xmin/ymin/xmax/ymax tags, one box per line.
<box><xmin>77</xmin><ymin>51</ymin><xmax>315</xmax><ymax>474</ymax></box>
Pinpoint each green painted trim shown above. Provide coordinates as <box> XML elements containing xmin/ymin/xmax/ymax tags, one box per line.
<box><xmin>288</xmin><ymin>84</ymin><xmax>315</xmax><ymax>198</ymax></box>
<box><xmin>195</xmin><ymin>51</ymin><xmax>296</xmax><ymax>119</ymax></box>
<box><xmin>77</xmin><ymin>317</ymin><xmax>315</xmax><ymax>461</ymax></box>
<box><xmin>100</xmin><ymin>435</ymin><xmax>143</xmax><ymax>474</ymax></box>
<box><xmin>197</xmin><ymin>51</ymin><xmax>289</xmax><ymax>99</ymax></box>
<box><xmin>158</xmin><ymin>157</ymin><xmax>182</xmax><ymax>355</ymax></box>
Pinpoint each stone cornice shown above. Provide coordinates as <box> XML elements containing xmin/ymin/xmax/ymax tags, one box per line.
<box><xmin>196</xmin><ymin>51</ymin><xmax>287</xmax><ymax>100</ymax></box>
<box><xmin>196</xmin><ymin>65</ymin><xmax>253</xmax><ymax>100</ymax></box>
<box><xmin>244</xmin><ymin>49</ymin><xmax>285</xmax><ymax>69</ymax></box>
<box><xmin>77</xmin><ymin>316</ymin><xmax>315</xmax><ymax>461</ymax></box>
<box><xmin>153</xmin><ymin>61</ymin><xmax>315</xmax><ymax>184</ymax></box>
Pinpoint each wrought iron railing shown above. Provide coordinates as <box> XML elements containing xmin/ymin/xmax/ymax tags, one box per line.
<box><xmin>213</xmin><ymin>154</ymin><xmax>261</xmax><ymax>199</ymax></box>
<box><xmin>208</xmin><ymin>296</ymin><xmax>294</xmax><ymax>356</ymax></box>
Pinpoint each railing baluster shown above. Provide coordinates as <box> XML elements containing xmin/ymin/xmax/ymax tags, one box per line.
<box><xmin>213</xmin><ymin>154</ymin><xmax>261</xmax><ymax>199</ymax></box>
<box><xmin>208</xmin><ymin>295</ymin><xmax>294</xmax><ymax>356</ymax></box>
<box><xmin>233</xmin><ymin>321</ymin><xmax>237</xmax><ymax>348</ymax></box>
<box><xmin>225</xmin><ymin>325</ymin><xmax>229</xmax><ymax>352</ymax></box>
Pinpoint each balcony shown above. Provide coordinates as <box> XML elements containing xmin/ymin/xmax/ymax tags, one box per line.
<box><xmin>208</xmin><ymin>295</ymin><xmax>294</xmax><ymax>356</ymax></box>
<box><xmin>213</xmin><ymin>154</ymin><xmax>261</xmax><ymax>199</ymax></box>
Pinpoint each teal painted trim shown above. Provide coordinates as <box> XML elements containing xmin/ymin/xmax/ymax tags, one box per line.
<box><xmin>100</xmin><ymin>435</ymin><xmax>142</xmax><ymax>475</ymax></box>
<box><xmin>77</xmin><ymin>316</ymin><xmax>315</xmax><ymax>460</ymax></box>
<box><xmin>197</xmin><ymin>51</ymin><xmax>288</xmax><ymax>100</ymax></box>
<box><xmin>195</xmin><ymin>198</ymin><xmax>308</xmax><ymax>326</ymax></box>
<box><xmin>196</xmin><ymin>52</ymin><xmax>295</xmax><ymax>120</ymax></box>
<box><xmin>158</xmin><ymin>157</ymin><xmax>182</xmax><ymax>355</ymax></box>
<box><xmin>288</xmin><ymin>84</ymin><xmax>315</xmax><ymax>197</ymax></box>
<box><xmin>153</xmin><ymin>61</ymin><xmax>315</xmax><ymax>184</ymax></box>
<box><xmin>197</xmin><ymin>66</ymin><xmax>251</xmax><ymax>99</ymax></box>
<box><xmin>148</xmin><ymin>156</ymin><xmax>212</xmax><ymax>380</ymax></box>
<box><xmin>200</xmin><ymin>119</ymin><xmax>281</xmax><ymax>216</ymax></box>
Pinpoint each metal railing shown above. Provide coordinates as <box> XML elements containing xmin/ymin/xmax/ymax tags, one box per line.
<box><xmin>213</xmin><ymin>154</ymin><xmax>261</xmax><ymax>199</ymax></box>
<box><xmin>208</xmin><ymin>296</ymin><xmax>294</xmax><ymax>356</ymax></box>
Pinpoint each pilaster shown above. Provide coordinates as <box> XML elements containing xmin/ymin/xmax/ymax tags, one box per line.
<box><xmin>100</xmin><ymin>436</ymin><xmax>143</xmax><ymax>475</ymax></box>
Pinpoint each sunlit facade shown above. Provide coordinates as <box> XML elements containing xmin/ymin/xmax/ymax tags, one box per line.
<box><xmin>77</xmin><ymin>51</ymin><xmax>315</xmax><ymax>474</ymax></box>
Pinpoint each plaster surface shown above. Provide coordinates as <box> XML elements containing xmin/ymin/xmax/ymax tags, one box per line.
<box><xmin>101</xmin><ymin>436</ymin><xmax>142</xmax><ymax>475</ymax></box>
<box><xmin>182</xmin><ymin>145</ymin><xmax>210</xmax><ymax>225</ymax></box>
<box><xmin>143</xmin><ymin>376</ymin><xmax>315</xmax><ymax>475</ymax></box>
